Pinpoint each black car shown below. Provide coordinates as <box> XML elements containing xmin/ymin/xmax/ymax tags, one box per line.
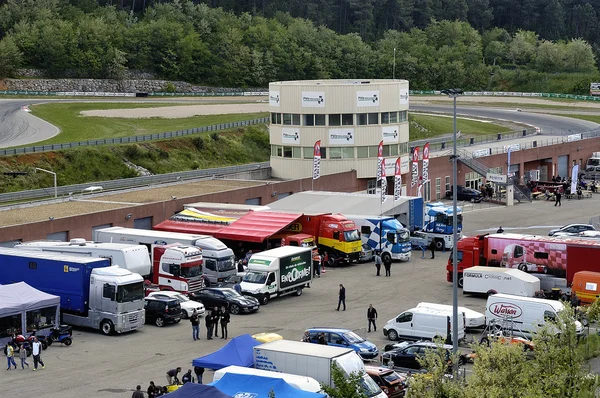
<box><xmin>446</xmin><ymin>186</ymin><xmax>483</xmax><ymax>203</ymax></box>
<box><xmin>215</xmin><ymin>274</ymin><xmax>244</xmax><ymax>289</ymax></box>
<box><xmin>144</xmin><ymin>297</ymin><xmax>182</xmax><ymax>327</ymax></box>
<box><xmin>381</xmin><ymin>341</ymin><xmax>464</xmax><ymax>371</ymax></box>
<box><xmin>190</xmin><ymin>287</ymin><xmax>259</xmax><ymax>315</ymax></box>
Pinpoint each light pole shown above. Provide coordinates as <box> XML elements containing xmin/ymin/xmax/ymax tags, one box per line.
<box><xmin>35</xmin><ymin>167</ymin><xmax>57</xmax><ymax>198</ymax></box>
<box><xmin>440</xmin><ymin>88</ymin><xmax>462</xmax><ymax>358</ymax></box>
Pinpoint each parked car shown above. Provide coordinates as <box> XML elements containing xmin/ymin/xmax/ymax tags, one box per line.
<box><xmin>304</xmin><ymin>327</ymin><xmax>379</xmax><ymax>360</ymax></box>
<box><xmin>380</xmin><ymin>341</ymin><xmax>465</xmax><ymax>371</ymax></box>
<box><xmin>446</xmin><ymin>186</ymin><xmax>483</xmax><ymax>203</ymax></box>
<box><xmin>548</xmin><ymin>223</ymin><xmax>596</xmax><ymax>236</ymax></box>
<box><xmin>190</xmin><ymin>287</ymin><xmax>259</xmax><ymax>315</ymax></box>
<box><xmin>359</xmin><ymin>244</ymin><xmax>374</xmax><ymax>263</ymax></box>
<box><xmin>147</xmin><ymin>291</ymin><xmax>205</xmax><ymax>318</ymax></box>
<box><xmin>365</xmin><ymin>365</ymin><xmax>406</xmax><ymax>398</ymax></box>
<box><xmin>143</xmin><ymin>296</ymin><xmax>182</xmax><ymax>327</ymax></box>
<box><xmin>215</xmin><ymin>274</ymin><xmax>244</xmax><ymax>289</ymax></box>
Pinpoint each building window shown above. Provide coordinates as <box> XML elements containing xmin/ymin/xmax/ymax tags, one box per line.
<box><xmin>368</xmin><ymin>113</ymin><xmax>379</xmax><ymax>124</ymax></box>
<box><xmin>368</xmin><ymin>146</ymin><xmax>379</xmax><ymax>158</ymax></box>
<box><xmin>400</xmin><ymin>111</ymin><xmax>407</xmax><ymax>122</ymax></box>
<box><xmin>488</xmin><ymin>166</ymin><xmax>503</xmax><ymax>174</ymax></box>
<box><xmin>283</xmin><ymin>113</ymin><xmax>300</xmax><ymax>125</ymax></box>
<box><xmin>271</xmin><ymin>145</ymin><xmax>277</xmax><ymax>156</ymax></box>
<box><xmin>357</xmin><ymin>113</ymin><xmax>368</xmax><ymax>125</ymax></box>
<box><xmin>357</xmin><ymin>147</ymin><xmax>369</xmax><ymax>158</ymax></box>
<box><xmin>465</xmin><ymin>172</ymin><xmax>482</xmax><ymax>189</ymax></box>
<box><xmin>315</xmin><ymin>114</ymin><xmax>326</xmax><ymax>125</ymax></box>
<box><xmin>329</xmin><ymin>114</ymin><xmax>341</xmax><ymax>126</ymax></box>
<box><xmin>293</xmin><ymin>147</ymin><xmax>302</xmax><ymax>158</ymax></box>
<box><xmin>390</xmin><ymin>112</ymin><xmax>398</xmax><ymax>123</ymax></box>
<box><xmin>304</xmin><ymin>114</ymin><xmax>315</xmax><ymax>126</ymax></box>
<box><xmin>329</xmin><ymin>147</ymin><xmax>354</xmax><ymax>159</ymax></box>
<box><xmin>436</xmin><ymin>177</ymin><xmax>441</xmax><ymax>200</ymax></box>
<box><xmin>271</xmin><ymin>113</ymin><xmax>281</xmax><ymax>124</ymax></box>
<box><xmin>445</xmin><ymin>176</ymin><xmax>450</xmax><ymax>193</ymax></box>
<box><xmin>321</xmin><ymin>147</ymin><xmax>327</xmax><ymax>158</ymax></box>
<box><xmin>423</xmin><ymin>180</ymin><xmax>431</xmax><ymax>202</ymax></box>
<box><xmin>381</xmin><ymin>112</ymin><xmax>390</xmax><ymax>124</ymax></box>
<box><xmin>367</xmin><ymin>179</ymin><xmax>377</xmax><ymax>194</ymax></box>
<box><xmin>342</xmin><ymin>114</ymin><xmax>354</xmax><ymax>125</ymax></box>
<box><xmin>303</xmin><ymin>147</ymin><xmax>313</xmax><ymax>159</ymax></box>
<box><xmin>399</xmin><ymin>142</ymin><xmax>409</xmax><ymax>154</ymax></box>
<box><xmin>382</xmin><ymin>145</ymin><xmax>390</xmax><ymax>157</ymax></box>
<box><xmin>283</xmin><ymin>147</ymin><xmax>293</xmax><ymax>158</ymax></box>
<box><xmin>389</xmin><ymin>145</ymin><xmax>399</xmax><ymax>156</ymax></box>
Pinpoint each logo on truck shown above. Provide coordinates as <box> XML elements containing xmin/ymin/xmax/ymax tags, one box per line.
<box><xmin>279</xmin><ymin>252</ymin><xmax>311</xmax><ymax>289</ymax></box>
<box><xmin>489</xmin><ymin>302</ymin><xmax>522</xmax><ymax>318</ymax></box>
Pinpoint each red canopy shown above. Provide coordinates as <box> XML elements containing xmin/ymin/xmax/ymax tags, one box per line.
<box><xmin>215</xmin><ymin>211</ymin><xmax>302</xmax><ymax>243</ymax></box>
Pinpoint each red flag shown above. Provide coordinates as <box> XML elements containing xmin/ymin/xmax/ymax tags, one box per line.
<box><xmin>394</xmin><ymin>157</ymin><xmax>401</xmax><ymax>201</ymax></box>
<box><xmin>313</xmin><ymin>140</ymin><xmax>321</xmax><ymax>180</ymax></box>
<box><xmin>422</xmin><ymin>142</ymin><xmax>430</xmax><ymax>184</ymax></box>
<box><xmin>380</xmin><ymin>158</ymin><xmax>387</xmax><ymax>203</ymax></box>
<box><xmin>377</xmin><ymin>140</ymin><xmax>384</xmax><ymax>181</ymax></box>
<box><xmin>411</xmin><ymin>146</ymin><xmax>420</xmax><ymax>187</ymax></box>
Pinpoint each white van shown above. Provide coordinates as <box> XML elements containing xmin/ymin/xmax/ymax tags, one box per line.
<box><xmin>485</xmin><ymin>293</ymin><xmax>583</xmax><ymax>337</ymax></box>
<box><xmin>213</xmin><ymin>365</ymin><xmax>323</xmax><ymax>394</ymax></box>
<box><xmin>383</xmin><ymin>307</ymin><xmax>466</xmax><ymax>343</ymax></box>
<box><xmin>416</xmin><ymin>302</ymin><xmax>485</xmax><ymax>328</ymax></box>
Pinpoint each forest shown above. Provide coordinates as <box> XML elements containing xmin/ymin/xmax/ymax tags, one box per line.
<box><xmin>0</xmin><ymin>0</ymin><xmax>599</xmax><ymax>93</ymax></box>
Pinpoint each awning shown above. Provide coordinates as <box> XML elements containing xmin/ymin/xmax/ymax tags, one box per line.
<box><xmin>153</xmin><ymin>219</ymin><xmax>227</xmax><ymax>235</ymax></box>
<box><xmin>215</xmin><ymin>211</ymin><xmax>301</xmax><ymax>243</ymax></box>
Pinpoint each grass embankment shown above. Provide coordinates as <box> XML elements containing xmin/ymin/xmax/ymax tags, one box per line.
<box><xmin>409</xmin><ymin>114</ymin><xmax>511</xmax><ymax>140</ymax></box>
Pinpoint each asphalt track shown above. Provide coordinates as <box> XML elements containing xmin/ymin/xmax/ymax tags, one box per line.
<box><xmin>0</xmin><ymin>99</ymin><xmax>59</xmax><ymax>148</ymax></box>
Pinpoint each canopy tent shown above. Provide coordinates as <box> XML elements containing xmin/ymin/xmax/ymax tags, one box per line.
<box><xmin>215</xmin><ymin>211</ymin><xmax>302</xmax><ymax>243</ymax></box>
<box><xmin>192</xmin><ymin>334</ymin><xmax>261</xmax><ymax>370</ymax></box>
<box><xmin>210</xmin><ymin>373</ymin><xmax>327</xmax><ymax>398</ymax></box>
<box><xmin>161</xmin><ymin>382</ymin><xmax>233</xmax><ymax>398</ymax></box>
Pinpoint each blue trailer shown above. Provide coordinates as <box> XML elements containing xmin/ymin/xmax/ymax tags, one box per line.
<box><xmin>0</xmin><ymin>248</ymin><xmax>145</xmax><ymax>335</ymax></box>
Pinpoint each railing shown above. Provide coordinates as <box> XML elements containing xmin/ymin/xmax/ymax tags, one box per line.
<box><xmin>428</xmin><ymin>128</ymin><xmax>539</xmax><ymax>156</ymax></box>
<box><xmin>510</xmin><ymin>176</ymin><xmax>532</xmax><ymax>202</ymax></box>
<box><xmin>456</xmin><ymin>149</ymin><xmax>492</xmax><ymax>177</ymax></box>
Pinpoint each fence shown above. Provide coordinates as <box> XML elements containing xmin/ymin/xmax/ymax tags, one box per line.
<box><xmin>0</xmin><ymin>117</ymin><xmax>269</xmax><ymax>157</ymax></box>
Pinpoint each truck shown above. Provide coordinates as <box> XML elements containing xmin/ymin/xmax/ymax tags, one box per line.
<box><xmin>447</xmin><ymin>233</ymin><xmax>600</xmax><ymax>288</ymax></box>
<box><xmin>15</xmin><ymin>239</ymin><xmax>204</xmax><ymax>295</ymax></box>
<box><xmin>253</xmin><ymin>340</ymin><xmax>387</xmax><ymax>398</ymax></box>
<box><xmin>462</xmin><ymin>266</ymin><xmax>541</xmax><ymax>297</ymax></box>
<box><xmin>421</xmin><ymin>202</ymin><xmax>463</xmax><ymax>251</ymax></box>
<box><xmin>240</xmin><ymin>246</ymin><xmax>312</xmax><ymax>305</ymax></box>
<box><xmin>349</xmin><ymin>215</ymin><xmax>411</xmax><ymax>263</ymax></box>
<box><xmin>0</xmin><ymin>248</ymin><xmax>145</xmax><ymax>336</ymax></box>
<box><xmin>93</xmin><ymin>226</ymin><xmax>236</xmax><ymax>285</ymax></box>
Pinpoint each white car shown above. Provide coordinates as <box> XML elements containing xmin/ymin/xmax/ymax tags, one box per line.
<box><xmin>549</xmin><ymin>223</ymin><xmax>596</xmax><ymax>236</ymax></box>
<box><xmin>147</xmin><ymin>291</ymin><xmax>205</xmax><ymax>318</ymax></box>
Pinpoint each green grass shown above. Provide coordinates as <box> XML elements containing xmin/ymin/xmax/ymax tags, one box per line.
<box><xmin>409</xmin><ymin>113</ymin><xmax>512</xmax><ymax>140</ymax></box>
<box><xmin>29</xmin><ymin>102</ymin><xmax>268</xmax><ymax>146</ymax></box>
<box><xmin>550</xmin><ymin>114</ymin><xmax>600</xmax><ymax>124</ymax></box>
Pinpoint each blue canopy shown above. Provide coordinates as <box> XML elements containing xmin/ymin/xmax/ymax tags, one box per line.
<box><xmin>162</xmin><ymin>383</ymin><xmax>232</xmax><ymax>398</ymax></box>
<box><xmin>192</xmin><ymin>334</ymin><xmax>261</xmax><ymax>370</ymax></box>
<box><xmin>210</xmin><ymin>373</ymin><xmax>327</xmax><ymax>398</ymax></box>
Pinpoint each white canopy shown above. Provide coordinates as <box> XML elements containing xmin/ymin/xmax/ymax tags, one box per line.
<box><xmin>0</xmin><ymin>282</ymin><xmax>60</xmax><ymax>316</ymax></box>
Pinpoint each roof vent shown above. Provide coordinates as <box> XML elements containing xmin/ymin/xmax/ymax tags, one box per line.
<box><xmin>69</xmin><ymin>238</ymin><xmax>87</xmax><ymax>246</ymax></box>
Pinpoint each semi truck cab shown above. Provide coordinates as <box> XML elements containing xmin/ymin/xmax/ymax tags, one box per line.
<box><xmin>317</xmin><ymin>217</ymin><xmax>361</xmax><ymax>264</ymax></box>
<box><xmin>152</xmin><ymin>244</ymin><xmax>204</xmax><ymax>294</ymax></box>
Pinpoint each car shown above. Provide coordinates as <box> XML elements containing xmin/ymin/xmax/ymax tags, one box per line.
<box><xmin>446</xmin><ymin>186</ymin><xmax>483</xmax><ymax>203</ymax></box>
<box><xmin>304</xmin><ymin>327</ymin><xmax>379</xmax><ymax>360</ymax></box>
<box><xmin>380</xmin><ymin>341</ymin><xmax>465</xmax><ymax>371</ymax></box>
<box><xmin>143</xmin><ymin>296</ymin><xmax>182</xmax><ymax>327</ymax></box>
<box><xmin>215</xmin><ymin>274</ymin><xmax>244</xmax><ymax>289</ymax></box>
<box><xmin>189</xmin><ymin>287</ymin><xmax>259</xmax><ymax>315</ymax></box>
<box><xmin>359</xmin><ymin>244</ymin><xmax>374</xmax><ymax>263</ymax></box>
<box><xmin>548</xmin><ymin>223</ymin><xmax>596</xmax><ymax>236</ymax></box>
<box><xmin>146</xmin><ymin>291</ymin><xmax>205</xmax><ymax>318</ymax></box>
<box><xmin>365</xmin><ymin>365</ymin><xmax>406</xmax><ymax>398</ymax></box>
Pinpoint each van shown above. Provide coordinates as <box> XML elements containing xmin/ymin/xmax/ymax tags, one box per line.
<box><xmin>485</xmin><ymin>293</ymin><xmax>583</xmax><ymax>337</ymax></box>
<box><xmin>382</xmin><ymin>308</ymin><xmax>466</xmax><ymax>343</ymax></box>
<box><xmin>571</xmin><ymin>271</ymin><xmax>600</xmax><ymax>305</ymax></box>
<box><xmin>416</xmin><ymin>302</ymin><xmax>485</xmax><ymax>328</ymax></box>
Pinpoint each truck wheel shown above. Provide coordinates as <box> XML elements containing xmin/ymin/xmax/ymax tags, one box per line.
<box><xmin>387</xmin><ymin>329</ymin><xmax>399</xmax><ymax>341</ymax></box>
<box><xmin>518</xmin><ymin>263</ymin><xmax>527</xmax><ymax>272</ymax></box>
<box><xmin>155</xmin><ymin>317</ymin><xmax>165</xmax><ymax>327</ymax></box>
<box><xmin>327</xmin><ymin>256</ymin><xmax>335</xmax><ymax>266</ymax></box>
<box><xmin>260</xmin><ymin>294</ymin><xmax>270</xmax><ymax>305</ymax></box>
<box><xmin>382</xmin><ymin>252</ymin><xmax>392</xmax><ymax>264</ymax></box>
<box><xmin>229</xmin><ymin>304</ymin><xmax>240</xmax><ymax>315</ymax></box>
<box><xmin>434</xmin><ymin>239</ymin><xmax>445</xmax><ymax>251</ymax></box>
<box><xmin>100</xmin><ymin>320</ymin><xmax>114</xmax><ymax>336</ymax></box>
<box><xmin>543</xmin><ymin>266</ymin><xmax>549</xmax><ymax>274</ymax></box>
<box><xmin>295</xmin><ymin>288</ymin><xmax>303</xmax><ymax>296</ymax></box>
<box><xmin>457</xmin><ymin>274</ymin><xmax>464</xmax><ymax>288</ymax></box>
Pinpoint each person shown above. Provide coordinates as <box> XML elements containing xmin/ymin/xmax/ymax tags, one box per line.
<box><xmin>374</xmin><ymin>253</ymin><xmax>382</xmax><ymax>276</ymax></box>
<box><xmin>237</xmin><ymin>259</ymin><xmax>245</xmax><ymax>273</ymax></box>
<box><xmin>31</xmin><ymin>337</ymin><xmax>44</xmax><ymax>371</ymax></box>
<box><xmin>166</xmin><ymin>367</ymin><xmax>181</xmax><ymax>385</ymax></box>
<box><xmin>577</xmin><ymin>187</ymin><xmax>583</xmax><ymax>199</ymax></box>
<box><xmin>367</xmin><ymin>304</ymin><xmax>378</xmax><ymax>333</ymax></box>
<box><xmin>233</xmin><ymin>281</ymin><xmax>242</xmax><ymax>294</ymax></box>
<box><xmin>205</xmin><ymin>309</ymin><xmax>214</xmax><ymax>340</ymax></box>
<box><xmin>336</xmin><ymin>284</ymin><xmax>346</xmax><ymax>311</ymax></box>
<box><xmin>213</xmin><ymin>306</ymin><xmax>221</xmax><ymax>338</ymax></box>
<box><xmin>220</xmin><ymin>305</ymin><xmax>230</xmax><ymax>339</ymax></box>
<box><xmin>6</xmin><ymin>342</ymin><xmax>17</xmax><ymax>370</ymax></box>
<box><xmin>555</xmin><ymin>188</ymin><xmax>562</xmax><ymax>206</ymax></box>
<box><xmin>132</xmin><ymin>385</ymin><xmax>144</xmax><ymax>398</ymax></box>
<box><xmin>497</xmin><ymin>226</ymin><xmax>504</xmax><ymax>233</ymax></box>
<box><xmin>162</xmin><ymin>386</ymin><xmax>169</xmax><ymax>395</ymax></box>
<box><xmin>384</xmin><ymin>257</ymin><xmax>392</xmax><ymax>277</ymax></box>
<box><xmin>190</xmin><ymin>309</ymin><xmax>200</xmax><ymax>341</ymax></box>
<box><xmin>313</xmin><ymin>251</ymin><xmax>321</xmax><ymax>278</ymax></box>
<box><xmin>244</xmin><ymin>250</ymin><xmax>253</xmax><ymax>263</ymax></box>
<box><xmin>194</xmin><ymin>366</ymin><xmax>205</xmax><ymax>384</ymax></box>
<box><xmin>571</xmin><ymin>291</ymin><xmax>580</xmax><ymax>308</ymax></box>
<box><xmin>155</xmin><ymin>386</ymin><xmax>164</xmax><ymax>397</ymax></box>
<box><xmin>147</xmin><ymin>381</ymin><xmax>157</xmax><ymax>398</ymax></box>
<box><xmin>429</xmin><ymin>240</ymin><xmax>436</xmax><ymax>259</ymax></box>
<box><xmin>182</xmin><ymin>369</ymin><xmax>193</xmax><ymax>384</ymax></box>
<box><xmin>18</xmin><ymin>344</ymin><xmax>29</xmax><ymax>369</ymax></box>
<box><xmin>318</xmin><ymin>332</ymin><xmax>327</xmax><ymax>345</ymax></box>
<box><xmin>301</xmin><ymin>331</ymin><xmax>310</xmax><ymax>342</ymax></box>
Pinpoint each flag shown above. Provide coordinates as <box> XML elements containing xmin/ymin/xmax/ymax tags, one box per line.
<box><xmin>571</xmin><ymin>164</ymin><xmax>579</xmax><ymax>193</ymax></box>
<box><xmin>394</xmin><ymin>157</ymin><xmax>402</xmax><ymax>201</ymax></box>
<box><xmin>381</xmin><ymin>158</ymin><xmax>387</xmax><ymax>203</ymax></box>
<box><xmin>507</xmin><ymin>146</ymin><xmax>512</xmax><ymax>177</ymax></box>
<box><xmin>417</xmin><ymin>176</ymin><xmax>423</xmax><ymax>198</ymax></box>
<box><xmin>376</xmin><ymin>140</ymin><xmax>384</xmax><ymax>181</ymax></box>
<box><xmin>422</xmin><ymin>142</ymin><xmax>430</xmax><ymax>184</ymax></box>
<box><xmin>313</xmin><ymin>140</ymin><xmax>321</xmax><ymax>180</ymax></box>
<box><xmin>411</xmin><ymin>146</ymin><xmax>420</xmax><ymax>187</ymax></box>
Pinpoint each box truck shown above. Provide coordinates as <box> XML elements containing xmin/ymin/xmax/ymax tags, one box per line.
<box><xmin>213</xmin><ymin>365</ymin><xmax>323</xmax><ymax>394</ymax></box>
<box><xmin>93</xmin><ymin>226</ymin><xmax>236</xmax><ymax>285</ymax></box>
<box><xmin>0</xmin><ymin>248</ymin><xmax>145</xmax><ymax>335</ymax></box>
<box><xmin>462</xmin><ymin>266</ymin><xmax>541</xmax><ymax>297</ymax></box>
<box><xmin>253</xmin><ymin>340</ymin><xmax>386</xmax><ymax>398</ymax></box>
<box><xmin>240</xmin><ymin>246</ymin><xmax>312</xmax><ymax>305</ymax></box>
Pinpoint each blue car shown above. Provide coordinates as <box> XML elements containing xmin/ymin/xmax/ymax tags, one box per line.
<box><xmin>304</xmin><ymin>327</ymin><xmax>379</xmax><ymax>360</ymax></box>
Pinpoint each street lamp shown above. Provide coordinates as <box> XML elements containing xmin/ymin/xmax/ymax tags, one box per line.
<box><xmin>440</xmin><ymin>88</ymin><xmax>463</xmax><ymax>358</ymax></box>
<box><xmin>35</xmin><ymin>167</ymin><xmax>57</xmax><ymax>198</ymax></box>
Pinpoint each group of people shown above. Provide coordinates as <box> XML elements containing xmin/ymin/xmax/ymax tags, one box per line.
<box><xmin>373</xmin><ymin>253</ymin><xmax>395</xmax><ymax>276</ymax></box>
<box><xmin>5</xmin><ymin>335</ymin><xmax>45</xmax><ymax>371</ymax></box>
<box><xmin>133</xmin><ymin>366</ymin><xmax>206</xmax><ymax>397</ymax></box>
<box><xmin>191</xmin><ymin>306</ymin><xmax>230</xmax><ymax>341</ymax></box>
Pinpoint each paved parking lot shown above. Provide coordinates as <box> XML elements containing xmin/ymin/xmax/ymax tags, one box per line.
<box><xmin>6</xmin><ymin>194</ymin><xmax>599</xmax><ymax>397</ymax></box>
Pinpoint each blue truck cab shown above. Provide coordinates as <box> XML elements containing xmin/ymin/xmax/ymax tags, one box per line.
<box><xmin>424</xmin><ymin>202</ymin><xmax>463</xmax><ymax>235</ymax></box>
<box><xmin>351</xmin><ymin>216</ymin><xmax>411</xmax><ymax>263</ymax></box>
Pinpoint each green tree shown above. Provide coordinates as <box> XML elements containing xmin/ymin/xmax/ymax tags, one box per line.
<box><xmin>564</xmin><ymin>38</ymin><xmax>597</xmax><ymax>73</ymax></box>
<box><xmin>0</xmin><ymin>35</ymin><xmax>23</xmax><ymax>77</ymax></box>
<box><xmin>535</xmin><ymin>40</ymin><xmax>565</xmax><ymax>72</ymax></box>
<box><xmin>508</xmin><ymin>30</ymin><xmax>538</xmax><ymax>66</ymax></box>
<box><xmin>320</xmin><ymin>363</ymin><xmax>366</xmax><ymax>398</ymax></box>
<box><xmin>466</xmin><ymin>0</ymin><xmax>493</xmax><ymax>32</ymax></box>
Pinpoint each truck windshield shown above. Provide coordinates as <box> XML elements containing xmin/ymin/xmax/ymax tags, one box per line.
<box><xmin>243</xmin><ymin>271</ymin><xmax>268</xmax><ymax>284</ymax></box>
<box><xmin>217</xmin><ymin>256</ymin><xmax>236</xmax><ymax>272</ymax></box>
<box><xmin>180</xmin><ymin>264</ymin><xmax>202</xmax><ymax>278</ymax></box>
<box><xmin>397</xmin><ymin>230</ymin><xmax>410</xmax><ymax>242</ymax></box>
<box><xmin>344</xmin><ymin>229</ymin><xmax>361</xmax><ymax>242</ymax></box>
<box><xmin>449</xmin><ymin>251</ymin><xmax>464</xmax><ymax>262</ymax></box>
<box><xmin>116</xmin><ymin>282</ymin><xmax>144</xmax><ymax>303</ymax></box>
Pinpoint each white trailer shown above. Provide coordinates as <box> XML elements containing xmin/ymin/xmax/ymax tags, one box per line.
<box><xmin>463</xmin><ymin>266</ymin><xmax>540</xmax><ymax>297</ymax></box>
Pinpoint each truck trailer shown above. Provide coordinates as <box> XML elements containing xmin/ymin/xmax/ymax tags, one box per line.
<box><xmin>240</xmin><ymin>246</ymin><xmax>312</xmax><ymax>305</ymax></box>
<box><xmin>462</xmin><ymin>266</ymin><xmax>541</xmax><ymax>297</ymax></box>
<box><xmin>0</xmin><ymin>248</ymin><xmax>145</xmax><ymax>335</ymax></box>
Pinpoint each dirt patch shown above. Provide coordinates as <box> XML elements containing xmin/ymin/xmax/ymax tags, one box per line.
<box><xmin>80</xmin><ymin>103</ymin><xmax>269</xmax><ymax>119</ymax></box>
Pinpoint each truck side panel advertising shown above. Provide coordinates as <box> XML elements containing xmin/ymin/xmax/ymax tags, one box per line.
<box><xmin>279</xmin><ymin>252</ymin><xmax>311</xmax><ymax>289</ymax></box>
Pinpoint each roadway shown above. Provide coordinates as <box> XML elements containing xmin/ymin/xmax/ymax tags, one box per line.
<box><xmin>0</xmin><ymin>99</ymin><xmax>59</xmax><ymax>148</ymax></box>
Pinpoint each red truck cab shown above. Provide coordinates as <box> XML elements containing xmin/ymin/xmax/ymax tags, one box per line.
<box><xmin>152</xmin><ymin>244</ymin><xmax>204</xmax><ymax>294</ymax></box>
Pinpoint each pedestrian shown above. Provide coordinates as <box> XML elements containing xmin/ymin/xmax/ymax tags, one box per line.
<box><xmin>194</xmin><ymin>366</ymin><xmax>205</xmax><ymax>384</ymax></box>
<box><xmin>190</xmin><ymin>309</ymin><xmax>200</xmax><ymax>341</ymax></box>
<box><xmin>555</xmin><ymin>189</ymin><xmax>562</xmax><ymax>206</ymax></box>
<box><xmin>155</xmin><ymin>386</ymin><xmax>164</xmax><ymax>397</ymax></box>
<box><xmin>301</xmin><ymin>331</ymin><xmax>310</xmax><ymax>342</ymax></box>
<box><xmin>205</xmin><ymin>309</ymin><xmax>214</xmax><ymax>340</ymax></box>
<box><xmin>182</xmin><ymin>369</ymin><xmax>193</xmax><ymax>384</ymax></box>
<box><xmin>31</xmin><ymin>337</ymin><xmax>44</xmax><ymax>371</ymax></box>
<box><xmin>6</xmin><ymin>343</ymin><xmax>17</xmax><ymax>370</ymax></box>
<box><xmin>384</xmin><ymin>257</ymin><xmax>392</xmax><ymax>277</ymax></box>
<box><xmin>18</xmin><ymin>344</ymin><xmax>29</xmax><ymax>369</ymax></box>
<box><xmin>367</xmin><ymin>304</ymin><xmax>378</xmax><ymax>333</ymax></box>
<box><xmin>166</xmin><ymin>367</ymin><xmax>181</xmax><ymax>385</ymax></box>
<box><xmin>213</xmin><ymin>306</ymin><xmax>221</xmax><ymax>338</ymax></box>
<box><xmin>220</xmin><ymin>305</ymin><xmax>230</xmax><ymax>339</ymax></box>
<box><xmin>313</xmin><ymin>251</ymin><xmax>321</xmax><ymax>278</ymax></box>
<box><xmin>336</xmin><ymin>284</ymin><xmax>346</xmax><ymax>311</ymax></box>
<box><xmin>318</xmin><ymin>332</ymin><xmax>327</xmax><ymax>345</ymax></box>
<box><xmin>429</xmin><ymin>240</ymin><xmax>436</xmax><ymax>259</ymax></box>
<box><xmin>374</xmin><ymin>253</ymin><xmax>382</xmax><ymax>276</ymax></box>
<box><xmin>147</xmin><ymin>381</ymin><xmax>157</xmax><ymax>398</ymax></box>
<box><xmin>132</xmin><ymin>385</ymin><xmax>144</xmax><ymax>398</ymax></box>
<box><xmin>497</xmin><ymin>226</ymin><xmax>504</xmax><ymax>233</ymax></box>
<box><xmin>161</xmin><ymin>386</ymin><xmax>169</xmax><ymax>395</ymax></box>
<box><xmin>233</xmin><ymin>281</ymin><xmax>242</xmax><ymax>294</ymax></box>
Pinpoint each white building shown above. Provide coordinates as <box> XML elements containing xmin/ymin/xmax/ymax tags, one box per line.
<box><xmin>269</xmin><ymin>79</ymin><xmax>411</xmax><ymax>189</ymax></box>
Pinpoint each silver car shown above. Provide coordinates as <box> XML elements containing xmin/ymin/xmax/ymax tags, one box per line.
<box><xmin>549</xmin><ymin>224</ymin><xmax>596</xmax><ymax>236</ymax></box>
<box><xmin>359</xmin><ymin>244</ymin><xmax>374</xmax><ymax>262</ymax></box>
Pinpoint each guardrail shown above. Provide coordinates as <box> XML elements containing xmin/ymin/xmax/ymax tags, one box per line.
<box><xmin>0</xmin><ymin>162</ymin><xmax>270</xmax><ymax>204</ymax></box>
<box><xmin>427</xmin><ymin>127</ymin><xmax>539</xmax><ymax>154</ymax></box>
<box><xmin>0</xmin><ymin>117</ymin><xmax>269</xmax><ymax>156</ymax></box>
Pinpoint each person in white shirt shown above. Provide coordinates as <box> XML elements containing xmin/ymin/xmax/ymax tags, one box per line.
<box><xmin>31</xmin><ymin>337</ymin><xmax>45</xmax><ymax>371</ymax></box>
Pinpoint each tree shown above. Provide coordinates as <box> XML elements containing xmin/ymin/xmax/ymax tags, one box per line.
<box><xmin>535</xmin><ymin>40</ymin><xmax>565</xmax><ymax>72</ymax></box>
<box><xmin>466</xmin><ymin>0</ymin><xmax>493</xmax><ymax>32</ymax></box>
<box><xmin>508</xmin><ymin>30</ymin><xmax>538</xmax><ymax>65</ymax></box>
<box><xmin>0</xmin><ymin>35</ymin><xmax>23</xmax><ymax>77</ymax></box>
<box><xmin>564</xmin><ymin>38</ymin><xmax>597</xmax><ymax>73</ymax></box>
<box><xmin>407</xmin><ymin>340</ymin><xmax>463</xmax><ymax>398</ymax></box>
<box><xmin>320</xmin><ymin>363</ymin><xmax>366</xmax><ymax>398</ymax></box>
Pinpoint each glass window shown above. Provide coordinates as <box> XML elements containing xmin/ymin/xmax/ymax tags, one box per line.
<box><xmin>367</xmin><ymin>179</ymin><xmax>377</xmax><ymax>194</ymax></box>
<box><xmin>342</xmin><ymin>147</ymin><xmax>354</xmax><ymax>159</ymax></box>
<box><xmin>277</xmin><ymin>146</ymin><xmax>283</xmax><ymax>157</ymax></box>
<box><xmin>329</xmin><ymin>147</ymin><xmax>342</xmax><ymax>159</ymax></box>
<box><xmin>103</xmin><ymin>284</ymin><xmax>116</xmax><ymax>300</ymax></box>
<box><xmin>368</xmin><ymin>146</ymin><xmax>379</xmax><ymax>158</ymax></box>
<box><xmin>283</xmin><ymin>113</ymin><xmax>293</xmax><ymax>125</ymax></box>
<box><xmin>292</xmin><ymin>147</ymin><xmax>301</xmax><ymax>158</ymax></box>
<box><xmin>329</xmin><ymin>114</ymin><xmax>341</xmax><ymax>126</ymax></box>
<box><xmin>368</xmin><ymin>113</ymin><xmax>379</xmax><ymax>124</ymax></box>
<box><xmin>445</xmin><ymin>176</ymin><xmax>451</xmax><ymax>193</ymax></box>
<box><xmin>400</xmin><ymin>111</ymin><xmax>407</xmax><ymax>121</ymax></box>
<box><xmin>436</xmin><ymin>177</ymin><xmax>441</xmax><ymax>200</ymax></box>
<box><xmin>390</xmin><ymin>112</ymin><xmax>398</xmax><ymax>123</ymax></box>
<box><xmin>357</xmin><ymin>113</ymin><xmax>368</xmax><ymax>125</ymax></box>
<box><xmin>321</xmin><ymin>147</ymin><xmax>327</xmax><ymax>158</ymax></box>
<box><xmin>304</xmin><ymin>114</ymin><xmax>315</xmax><ymax>126</ymax></box>
<box><xmin>357</xmin><ymin>147</ymin><xmax>369</xmax><ymax>158</ymax></box>
<box><xmin>390</xmin><ymin>145</ymin><xmax>398</xmax><ymax>156</ymax></box>
<box><xmin>292</xmin><ymin>114</ymin><xmax>301</xmax><ymax>125</ymax></box>
<box><xmin>315</xmin><ymin>114</ymin><xmax>326</xmax><ymax>125</ymax></box>
<box><xmin>271</xmin><ymin>113</ymin><xmax>278</xmax><ymax>124</ymax></box>
<box><xmin>342</xmin><ymin>114</ymin><xmax>353</xmax><ymax>125</ymax></box>
<box><xmin>382</xmin><ymin>145</ymin><xmax>391</xmax><ymax>157</ymax></box>
<box><xmin>399</xmin><ymin>142</ymin><xmax>409</xmax><ymax>154</ymax></box>
<box><xmin>276</xmin><ymin>113</ymin><xmax>282</xmax><ymax>124</ymax></box>
<box><xmin>381</xmin><ymin>112</ymin><xmax>390</xmax><ymax>124</ymax></box>
<box><xmin>205</xmin><ymin>259</ymin><xmax>216</xmax><ymax>271</ymax></box>
<box><xmin>303</xmin><ymin>147</ymin><xmax>313</xmax><ymax>159</ymax></box>
<box><xmin>283</xmin><ymin>147</ymin><xmax>293</xmax><ymax>158</ymax></box>
<box><xmin>0</xmin><ymin>314</ymin><xmax>22</xmax><ymax>337</ymax></box>
<box><xmin>271</xmin><ymin>145</ymin><xmax>278</xmax><ymax>156</ymax></box>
